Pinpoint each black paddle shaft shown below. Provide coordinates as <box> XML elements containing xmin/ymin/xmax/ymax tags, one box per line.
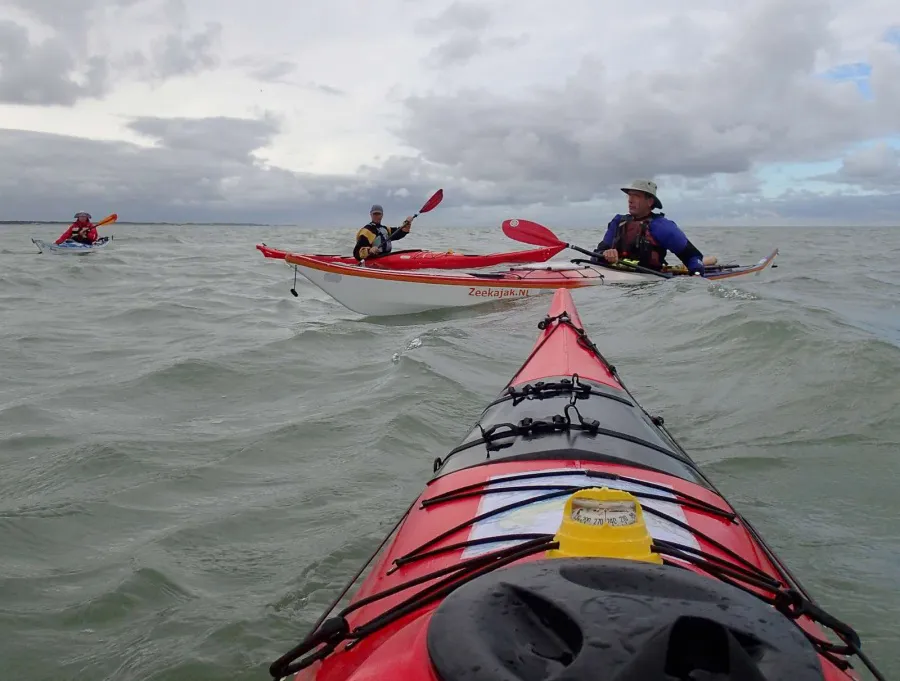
<box><xmin>568</xmin><ymin>242</ymin><xmax>673</xmax><ymax>279</ymax></box>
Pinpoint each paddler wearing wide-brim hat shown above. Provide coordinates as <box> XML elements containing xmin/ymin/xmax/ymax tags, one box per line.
<box><xmin>54</xmin><ymin>210</ymin><xmax>99</xmax><ymax>246</ymax></box>
<box><xmin>592</xmin><ymin>178</ymin><xmax>709</xmax><ymax>275</ymax></box>
<box><xmin>622</xmin><ymin>179</ymin><xmax>664</xmax><ymax>210</ymax></box>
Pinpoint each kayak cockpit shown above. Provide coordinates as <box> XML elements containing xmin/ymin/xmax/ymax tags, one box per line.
<box><xmin>432</xmin><ymin>375</ymin><xmax>711</xmax><ymax>489</ymax></box>
<box><xmin>427</xmin><ymin>557</ymin><xmax>826</xmax><ymax>681</ymax></box>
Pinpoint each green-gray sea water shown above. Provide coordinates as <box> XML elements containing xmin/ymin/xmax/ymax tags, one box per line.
<box><xmin>1</xmin><ymin>223</ymin><xmax>898</xmax><ymax>680</ymax></box>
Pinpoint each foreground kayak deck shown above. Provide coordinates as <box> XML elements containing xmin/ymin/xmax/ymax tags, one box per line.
<box><xmin>269</xmin><ymin>288</ymin><xmax>880</xmax><ymax>681</ymax></box>
<box><xmin>284</xmin><ymin>249</ymin><xmax>779</xmax><ymax>316</ymax></box>
<box><xmin>32</xmin><ymin>236</ymin><xmax>113</xmax><ymax>254</ymax></box>
<box><xmin>256</xmin><ymin>243</ymin><xmax>565</xmax><ymax>269</ymax></box>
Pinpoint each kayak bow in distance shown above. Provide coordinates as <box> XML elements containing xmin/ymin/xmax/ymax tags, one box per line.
<box><xmin>254</xmin><ymin>243</ymin><xmax>566</xmax><ymax>270</ymax></box>
<box><xmin>282</xmin><ymin>249</ymin><xmax>780</xmax><ymax>317</ymax></box>
<box><xmin>269</xmin><ymin>287</ymin><xmax>882</xmax><ymax>681</ymax></box>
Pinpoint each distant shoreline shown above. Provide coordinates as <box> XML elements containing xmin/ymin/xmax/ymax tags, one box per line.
<box><xmin>2</xmin><ymin>221</ymin><xmax>895</xmax><ymax>228</ymax></box>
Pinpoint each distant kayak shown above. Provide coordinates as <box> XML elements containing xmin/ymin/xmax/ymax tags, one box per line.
<box><xmin>32</xmin><ymin>236</ymin><xmax>113</xmax><ymax>255</ymax></box>
<box><xmin>283</xmin><ymin>249</ymin><xmax>779</xmax><ymax>316</ymax></box>
<box><xmin>255</xmin><ymin>243</ymin><xmax>566</xmax><ymax>270</ymax></box>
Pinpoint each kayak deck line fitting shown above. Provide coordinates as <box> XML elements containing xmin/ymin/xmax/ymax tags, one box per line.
<box><xmin>269</xmin><ymin>289</ymin><xmax>882</xmax><ymax>681</ymax></box>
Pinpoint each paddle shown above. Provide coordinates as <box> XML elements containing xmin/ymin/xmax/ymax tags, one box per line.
<box><xmin>392</xmin><ymin>189</ymin><xmax>443</xmax><ymax>238</ymax></box>
<box><xmin>94</xmin><ymin>213</ymin><xmax>118</xmax><ymax>227</ymax></box>
<box><xmin>501</xmin><ymin>218</ymin><xmax>674</xmax><ymax>279</ymax></box>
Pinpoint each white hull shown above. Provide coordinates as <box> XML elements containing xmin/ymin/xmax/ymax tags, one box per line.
<box><xmin>32</xmin><ymin>236</ymin><xmax>113</xmax><ymax>255</ymax></box>
<box><xmin>292</xmin><ymin>263</ymin><xmax>587</xmax><ymax>316</ymax></box>
<box><xmin>285</xmin><ymin>249</ymin><xmax>779</xmax><ymax>317</ymax></box>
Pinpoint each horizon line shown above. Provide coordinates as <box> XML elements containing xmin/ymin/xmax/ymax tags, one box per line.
<box><xmin>3</xmin><ymin>221</ymin><xmax>897</xmax><ymax>228</ymax></box>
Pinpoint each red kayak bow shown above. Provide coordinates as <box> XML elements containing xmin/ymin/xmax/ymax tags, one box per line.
<box><xmin>270</xmin><ymin>289</ymin><xmax>881</xmax><ymax>681</ymax></box>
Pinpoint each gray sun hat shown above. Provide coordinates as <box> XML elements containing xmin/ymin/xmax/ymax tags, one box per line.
<box><xmin>370</xmin><ymin>204</ymin><xmax>384</xmax><ymax>214</ymax></box>
<box><xmin>621</xmin><ymin>179</ymin><xmax>662</xmax><ymax>210</ymax></box>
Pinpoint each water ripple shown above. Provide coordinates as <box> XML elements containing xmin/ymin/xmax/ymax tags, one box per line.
<box><xmin>0</xmin><ymin>223</ymin><xmax>898</xmax><ymax>679</ymax></box>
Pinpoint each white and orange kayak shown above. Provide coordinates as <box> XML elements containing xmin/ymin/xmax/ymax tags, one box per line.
<box><xmin>269</xmin><ymin>287</ymin><xmax>881</xmax><ymax>681</ymax></box>
<box><xmin>283</xmin><ymin>249</ymin><xmax>779</xmax><ymax>316</ymax></box>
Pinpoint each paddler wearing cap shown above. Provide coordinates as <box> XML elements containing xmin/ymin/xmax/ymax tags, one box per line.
<box><xmin>55</xmin><ymin>211</ymin><xmax>99</xmax><ymax>246</ymax></box>
<box><xmin>353</xmin><ymin>204</ymin><xmax>414</xmax><ymax>261</ymax></box>
<box><xmin>593</xmin><ymin>180</ymin><xmax>709</xmax><ymax>276</ymax></box>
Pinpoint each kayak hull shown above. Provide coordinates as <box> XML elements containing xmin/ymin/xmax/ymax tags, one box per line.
<box><xmin>256</xmin><ymin>243</ymin><xmax>566</xmax><ymax>269</ymax></box>
<box><xmin>284</xmin><ymin>249</ymin><xmax>779</xmax><ymax>316</ymax></box>
<box><xmin>272</xmin><ymin>287</ymin><xmax>867</xmax><ymax>681</ymax></box>
<box><xmin>284</xmin><ymin>255</ymin><xmax>608</xmax><ymax>316</ymax></box>
<box><xmin>32</xmin><ymin>236</ymin><xmax>112</xmax><ymax>254</ymax></box>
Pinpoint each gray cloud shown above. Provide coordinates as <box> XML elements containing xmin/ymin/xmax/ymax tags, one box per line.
<box><xmin>548</xmin><ymin>186</ymin><xmax>900</xmax><ymax>227</ymax></box>
<box><xmin>388</xmin><ymin>0</ymin><xmax>900</xmax><ymax>205</ymax></box>
<box><xmin>716</xmin><ymin>190</ymin><xmax>900</xmax><ymax>225</ymax></box>
<box><xmin>127</xmin><ymin>114</ymin><xmax>280</xmax><ymax>160</ymax></box>
<box><xmin>417</xmin><ymin>1</ymin><xmax>527</xmax><ymax>69</ymax></box>
<box><xmin>2</xmin><ymin>116</ymin><xmax>899</xmax><ymax>226</ymax></box>
<box><xmin>815</xmin><ymin>142</ymin><xmax>900</xmax><ymax>190</ymax></box>
<box><xmin>725</xmin><ymin>173</ymin><xmax>765</xmax><ymax>196</ymax></box>
<box><xmin>146</xmin><ymin>21</ymin><xmax>222</xmax><ymax>80</ymax></box>
<box><xmin>0</xmin><ymin>0</ymin><xmax>223</xmax><ymax>106</ymax></box>
<box><xmin>0</xmin><ymin>118</ymin><xmax>438</xmax><ymax>225</ymax></box>
<box><xmin>230</xmin><ymin>56</ymin><xmax>346</xmax><ymax>94</ymax></box>
<box><xmin>424</xmin><ymin>34</ymin><xmax>483</xmax><ymax>68</ymax></box>
<box><xmin>416</xmin><ymin>1</ymin><xmax>492</xmax><ymax>34</ymax></box>
<box><xmin>0</xmin><ymin>20</ymin><xmax>109</xmax><ymax>105</ymax></box>
<box><xmin>310</xmin><ymin>82</ymin><xmax>345</xmax><ymax>96</ymax></box>
<box><xmin>422</xmin><ymin>33</ymin><xmax>529</xmax><ymax>69</ymax></box>
<box><xmin>3</xmin><ymin>0</ymin><xmax>142</xmax><ymax>44</ymax></box>
<box><xmin>247</xmin><ymin>59</ymin><xmax>298</xmax><ymax>83</ymax></box>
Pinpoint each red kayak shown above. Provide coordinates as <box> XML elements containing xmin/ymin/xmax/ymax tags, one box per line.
<box><xmin>269</xmin><ymin>289</ymin><xmax>881</xmax><ymax>681</ymax></box>
<box><xmin>255</xmin><ymin>242</ymin><xmax>565</xmax><ymax>270</ymax></box>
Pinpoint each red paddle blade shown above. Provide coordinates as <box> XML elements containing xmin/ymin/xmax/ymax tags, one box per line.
<box><xmin>419</xmin><ymin>188</ymin><xmax>443</xmax><ymax>214</ymax></box>
<box><xmin>501</xmin><ymin>219</ymin><xmax>564</xmax><ymax>248</ymax></box>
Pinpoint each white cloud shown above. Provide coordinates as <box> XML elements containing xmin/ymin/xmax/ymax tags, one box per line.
<box><xmin>1</xmin><ymin>0</ymin><xmax>900</xmax><ymax>224</ymax></box>
<box><xmin>815</xmin><ymin>141</ymin><xmax>900</xmax><ymax>190</ymax></box>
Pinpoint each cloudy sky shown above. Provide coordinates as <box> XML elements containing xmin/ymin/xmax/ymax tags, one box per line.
<box><xmin>1</xmin><ymin>0</ymin><xmax>899</xmax><ymax>226</ymax></box>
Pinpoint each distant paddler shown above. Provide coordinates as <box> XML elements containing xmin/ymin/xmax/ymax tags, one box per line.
<box><xmin>352</xmin><ymin>189</ymin><xmax>444</xmax><ymax>262</ymax></box>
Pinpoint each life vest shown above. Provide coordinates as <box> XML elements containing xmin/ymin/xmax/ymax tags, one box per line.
<box><xmin>612</xmin><ymin>213</ymin><xmax>669</xmax><ymax>270</ymax></box>
<box><xmin>364</xmin><ymin>221</ymin><xmax>393</xmax><ymax>255</ymax></box>
<box><xmin>70</xmin><ymin>222</ymin><xmax>95</xmax><ymax>242</ymax></box>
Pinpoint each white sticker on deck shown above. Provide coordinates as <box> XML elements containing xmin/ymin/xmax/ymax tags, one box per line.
<box><xmin>462</xmin><ymin>468</ymin><xmax>700</xmax><ymax>558</ymax></box>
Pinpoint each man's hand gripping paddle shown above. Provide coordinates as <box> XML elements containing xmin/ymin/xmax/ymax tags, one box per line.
<box><xmin>501</xmin><ymin>218</ymin><xmax>673</xmax><ymax>279</ymax></box>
